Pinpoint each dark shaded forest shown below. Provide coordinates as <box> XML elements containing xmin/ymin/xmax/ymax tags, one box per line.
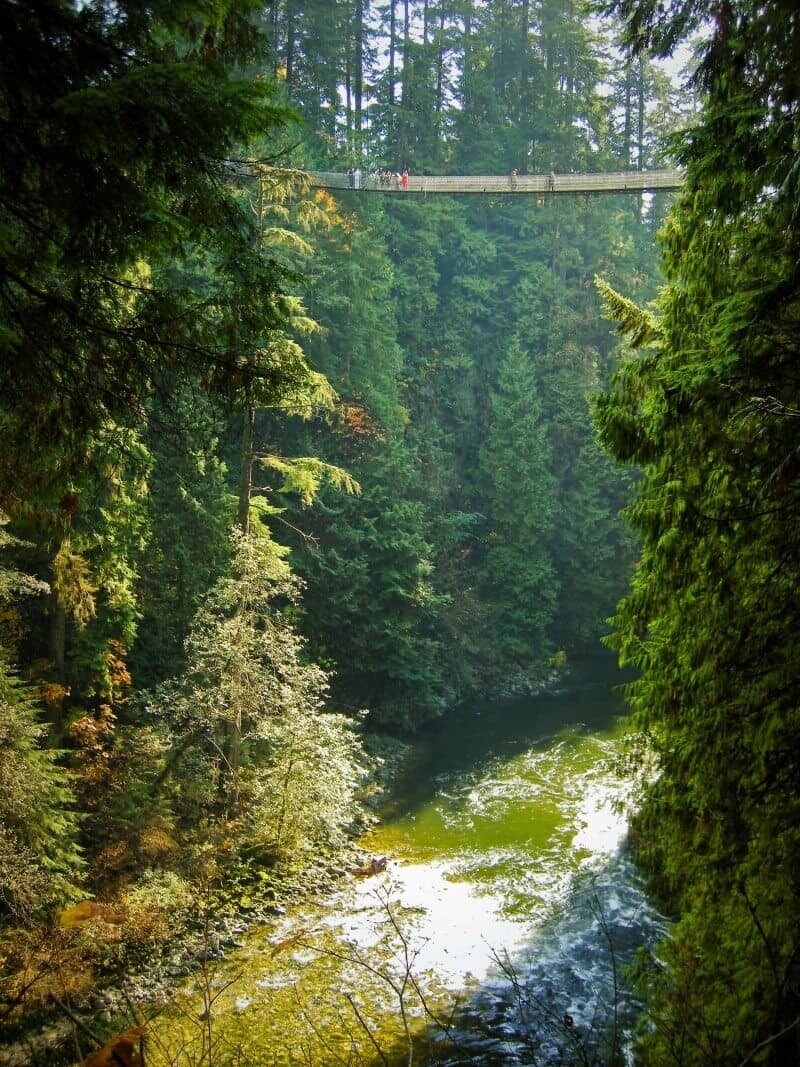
<box><xmin>1</xmin><ymin>1</ymin><xmax>799</xmax><ymax>1063</ymax></box>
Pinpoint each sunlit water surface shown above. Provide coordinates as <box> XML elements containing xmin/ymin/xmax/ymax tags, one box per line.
<box><xmin>154</xmin><ymin>660</ymin><xmax>665</xmax><ymax>1065</ymax></box>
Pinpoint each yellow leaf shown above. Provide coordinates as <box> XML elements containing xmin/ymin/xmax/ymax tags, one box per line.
<box><xmin>59</xmin><ymin>900</ymin><xmax>126</xmax><ymax>927</ymax></box>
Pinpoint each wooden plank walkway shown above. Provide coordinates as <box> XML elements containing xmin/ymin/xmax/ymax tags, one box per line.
<box><xmin>308</xmin><ymin>168</ymin><xmax>683</xmax><ymax>195</ymax></box>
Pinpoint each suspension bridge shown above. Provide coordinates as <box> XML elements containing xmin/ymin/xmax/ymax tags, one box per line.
<box><xmin>308</xmin><ymin>168</ymin><xmax>683</xmax><ymax>196</ymax></box>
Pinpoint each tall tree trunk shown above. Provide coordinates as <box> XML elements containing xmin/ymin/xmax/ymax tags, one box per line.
<box><xmin>520</xmin><ymin>0</ymin><xmax>530</xmax><ymax>92</ymax></box>
<box><xmin>355</xmin><ymin>0</ymin><xmax>365</xmax><ymax>136</ymax></box>
<box><xmin>345</xmin><ymin>57</ymin><xmax>353</xmax><ymax>145</ymax></box>
<box><xmin>462</xmin><ymin>6</ymin><xmax>473</xmax><ymax>111</ymax></box>
<box><xmin>268</xmin><ymin>0</ymin><xmax>280</xmax><ymax>75</ymax></box>
<box><xmin>397</xmin><ymin>0</ymin><xmax>410</xmax><ymax>164</ymax></box>
<box><xmin>623</xmin><ymin>62</ymin><xmax>633</xmax><ymax>167</ymax></box>
<box><xmin>228</xmin><ymin>167</ymin><xmax>270</xmax><ymax>805</ymax></box>
<box><xmin>435</xmin><ymin>8</ymin><xmax>445</xmax><ymax>114</ymax></box>
<box><xmin>229</xmin><ymin>386</ymin><xmax>253</xmax><ymax>806</ymax></box>
<box><xmin>237</xmin><ymin>401</ymin><xmax>254</xmax><ymax>535</ymax></box>
<box><xmin>497</xmin><ymin>0</ymin><xmax>508</xmax><ymax>98</ymax></box>
<box><xmin>402</xmin><ymin>0</ymin><xmax>410</xmax><ymax>99</ymax></box>
<box><xmin>236</xmin><ymin>172</ymin><xmax>268</xmax><ymax>538</ymax></box>
<box><xmin>389</xmin><ymin>0</ymin><xmax>397</xmax><ymax>105</ymax></box>
<box><xmin>285</xmin><ymin>0</ymin><xmax>296</xmax><ymax>98</ymax></box>
<box><xmin>637</xmin><ymin>53</ymin><xmax>645</xmax><ymax>170</ymax></box>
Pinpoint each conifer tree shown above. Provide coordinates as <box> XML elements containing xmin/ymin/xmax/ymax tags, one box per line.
<box><xmin>479</xmin><ymin>338</ymin><xmax>559</xmax><ymax>677</ymax></box>
<box><xmin>0</xmin><ymin>0</ymin><xmax>300</xmax><ymax>506</ymax></box>
<box><xmin>156</xmin><ymin>526</ymin><xmax>362</xmax><ymax>857</ymax></box>
<box><xmin>0</xmin><ymin>658</ymin><xmax>83</xmax><ymax>912</ymax></box>
<box><xmin>596</xmin><ymin>1</ymin><xmax>800</xmax><ymax>1059</ymax></box>
<box><xmin>132</xmin><ymin>390</ymin><xmax>234</xmax><ymax>687</ymax></box>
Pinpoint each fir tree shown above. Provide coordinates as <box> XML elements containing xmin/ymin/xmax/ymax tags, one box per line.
<box><xmin>0</xmin><ymin>658</ymin><xmax>83</xmax><ymax>913</ymax></box>
<box><xmin>0</xmin><ymin>0</ymin><xmax>300</xmax><ymax>506</ymax></box>
<box><xmin>479</xmin><ymin>338</ymin><xmax>558</xmax><ymax>676</ymax></box>
<box><xmin>596</xmin><ymin>2</ymin><xmax>800</xmax><ymax>1058</ymax></box>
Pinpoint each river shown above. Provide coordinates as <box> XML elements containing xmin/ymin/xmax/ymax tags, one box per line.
<box><xmin>154</xmin><ymin>657</ymin><xmax>665</xmax><ymax>1065</ymax></box>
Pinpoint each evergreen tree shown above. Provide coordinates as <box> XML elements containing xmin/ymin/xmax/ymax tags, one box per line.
<box><xmin>300</xmin><ymin>193</ymin><xmax>406</xmax><ymax>428</ymax></box>
<box><xmin>268</xmin><ymin>0</ymin><xmax>354</xmax><ymax>153</ymax></box>
<box><xmin>0</xmin><ymin>0</ymin><xmax>681</xmax><ymax>980</ymax></box>
<box><xmin>0</xmin><ymin>658</ymin><xmax>83</xmax><ymax>912</ymax></box>
<box><xmin>479</xmin><ymin>338</ymin><xmax>559</xmax><ymax>676</ymax></box>
<box><xmin>596</xmin><ymin>1</ymin><xmax>800</xmax><ymax>1059</ymax></box>
<box><xmin>132</xmin><ymin>390</ymin><xmax>234</xmax><ymax>687</ymax></box>
<box><xmin>0</xmin><ymin>0</ymin><xmax>301</xmax><ymax>506</ymax></box>
<box><xmin>282</xmin><ymin>434</ymin><xmax>448</xmax><ymax>728</ymax></box>
<box><xmin>157</xmin><ymin>526</ymin><xmax>363</xmax><ymax>859</ymax></box>
<box><xmin>451</xmin><ymin>0</ymin><xmax>609</xmax><ymax>173</ymax></box>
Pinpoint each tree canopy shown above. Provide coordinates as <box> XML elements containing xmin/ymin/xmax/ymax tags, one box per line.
<box><xmin>596</xmin><ymin>0</ymin><xmax>800</xmax><ymax>1059</ymax></box>
<box><xmin>0</xmin><ymin>0</ymin><xmax>305</xmax><ymax>505</ymax></box>
<box><xmin>0</xmin><ymin>1</ymin><xmax>720</xmax><ymax>1057</ymax></box>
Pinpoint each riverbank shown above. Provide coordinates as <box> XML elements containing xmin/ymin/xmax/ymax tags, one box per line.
<box><xmin>3</xmin><ymin>668</ymin><xmax>575</xmax><ymax>1065</ymax></box>
<box><xmin>110</xmin><ymin>665</ymin><xmax>564</xmax><ymax>1011</ymax></box>
<box><xmin>117</xmin><ymin>733</ymin><xmax>417</xmax><ymax>1001</ymax></box>
<box><xmin>0</xmin><ymin>731</ymin><xmax>414</xmax><ymax>1067</ymax></box>
<box><xmin>143</xmin><ymin>659</ymin><xmax>657</xmax><ymax>1067</ymax></box>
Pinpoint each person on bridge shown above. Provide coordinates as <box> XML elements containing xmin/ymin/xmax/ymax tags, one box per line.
<box><xmin>401</xmin><ymin>169</ymin><xmax>409</xmax><ymax>190</ymax></box>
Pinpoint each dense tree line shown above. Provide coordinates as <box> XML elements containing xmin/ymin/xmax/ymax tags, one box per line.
<box><xmin>0</xmin><ymin>0</ymin><xmax>717</xmax><ymax>1058</ymax></box>
<box><xmin>596</xmin><ymin>0</ymin><xmax>800</xmax><ymax>1061</ymax></box>
<box><xmin>264</xmin><ymin>1</ymin><xmax>682</xmax><ymax>720</ymax></box>
<box><xmin>0</xmin><ymin>0</ymin><xmax>366</xmax><ymax>1038</ymax></box>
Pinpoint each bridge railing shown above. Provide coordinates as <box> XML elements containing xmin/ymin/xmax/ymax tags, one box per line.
<box><xmin>308</xmin><ymin>169</ymin><xmax>683</xmax><ymax>195</ymax></box>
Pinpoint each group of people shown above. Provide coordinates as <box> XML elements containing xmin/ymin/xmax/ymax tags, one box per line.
<box><xmin>377</xmin><ymin>168</ymin><xmax>410</xmax><ymax>190</ymax></box>
<box><xmin>347</xmin><ymin>166</ymin><xmax>557</xmax><ymax>192</ymax></box>
<box><xmin>508</xmin><ymin>168</ymin><xmax>557</xmax><ymax>190</ymax></box>
<box><xmin>347</xmin><ymin>166</ymin><xmax>410</xmax><ymax>190</ymax></box>
<box><xmin>347</xmin><ymin>165</ymin><xmax>558</xmax><ymax>193</ymax></box>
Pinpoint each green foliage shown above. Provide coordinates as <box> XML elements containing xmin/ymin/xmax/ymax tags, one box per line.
<box><xmin>479</xmin><ymin>339</ymin><xmax>558</xmax><ymax>673</ymax></box>
<box><xmin>261</xmin><ymin>455</ymin><xmax>360</xmax><ymax>507</ymax></box>
<box><xmin>158</xmin><ymin>526</ymin><xmax>365</xmax><ymax>858</ymax></box>
<box><xmin>0</xmin><ymin>0</ymin><xmax>297</xmax><ymax>501</ymax></box>
<box><xmin>52</xmin><ymin>541</ymin><xmax>97</xmax><ymax>633</ymax></box>
<box><xmin>263</xmin><ymin>185</ymin><xmax>410</xmax><ymax>430</ymax></box>
<box><xmin>132</xmin><ymin>389</ymin><xmax>234</xmax><ymax>686</ymax></box>
<box><xmin>241</xmin><ymin>707</ymin><xmax>364</xmax><ymax>861</ymax></box>
<box><xmin>0</xmin><ymin>8</ymin><xmax>677</xmax><ymax>1040</ymax></box>
<box><xmin>241</xmin><ymin>1</ymin><xmax>670</xmax><ymax>722</ymax></box>
<box><xmin>596</xmin><ymin>1</ymin><xmax>800</xmax><ymax>1059</ymax></box>
<box><xmin>595</xmin><ymin>276</ymin><xmax>661</xmax><ymax>348</ymax></box>
<box><xmin>283</xmin><ymin>436</ymin><xmax>450</xmax><ymax>728</ymax></box>
<box><xmin>0</xmin><ymin>659</ymin><xmax>83</xmax><ymax>912</ymax></box>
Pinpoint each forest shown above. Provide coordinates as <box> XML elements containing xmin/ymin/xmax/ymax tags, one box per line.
<box><xmin>1</xmin><ymin>0</ymin><xmax>799</xmax><ymax>1064</ymax></box>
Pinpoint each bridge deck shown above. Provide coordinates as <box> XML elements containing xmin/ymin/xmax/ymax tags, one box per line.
<box><xmin>309</xmin><ymin>168</ymin><xmax>683</xmax><ymax>195</ymax></box>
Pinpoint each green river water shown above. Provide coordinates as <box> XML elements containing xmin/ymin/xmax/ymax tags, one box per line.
<box><xmin>152</xmin><ymin>658</ymin><xmax>664</xmax><ymax>1065</ymax></box>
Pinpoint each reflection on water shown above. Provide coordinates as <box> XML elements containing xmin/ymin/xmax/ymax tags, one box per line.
<box><xmin>360</xmin><ymin>729</ymin><xmax>634</xmax><ymax>983</ymax></box>
<box><xmin>378</xmin><ymin>660</ymin><xmax>628</xmax><ymax>824</ymax></box>
<box><xmin>154</xmin><ymin>657</ymin><xmax>665</xmax><ymax>1065</ymax></box>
